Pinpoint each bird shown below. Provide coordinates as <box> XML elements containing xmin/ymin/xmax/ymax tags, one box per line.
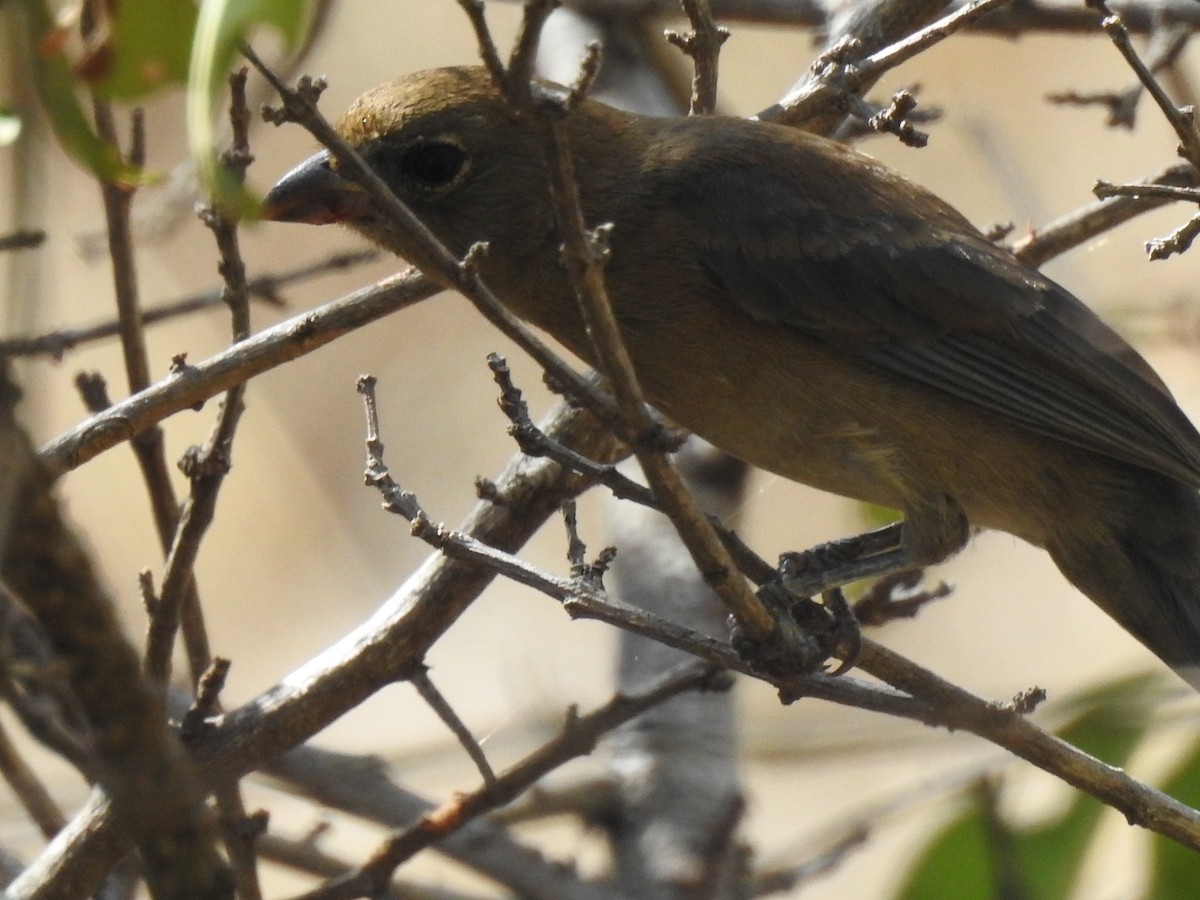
<box><xmin>264</xmin><ymin>65</ymin><xmax>1200</xmax><ymax>688</ymax></box>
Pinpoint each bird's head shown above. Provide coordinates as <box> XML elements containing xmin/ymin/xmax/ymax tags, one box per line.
<box><xmin>263</xmin><ymin>66</ymin><xmax>554</xmax><ymax>260</ymax></box>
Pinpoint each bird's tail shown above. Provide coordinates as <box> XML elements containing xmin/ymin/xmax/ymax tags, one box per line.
<box><xmin>1048</xmin><ymin>476</ymin><xmax>1200</xmax><ymax>691</ymax></box>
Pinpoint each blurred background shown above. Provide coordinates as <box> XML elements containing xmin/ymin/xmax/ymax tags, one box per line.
<box><xmin>4</xmin><ymin>1</ymin><xmax>1200</xmax><ymax>896</ymax></box>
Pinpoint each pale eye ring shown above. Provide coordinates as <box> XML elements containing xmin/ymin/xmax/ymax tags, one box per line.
<box><xmin>399</xmin><ymin>136</ymin><xmax>470</xmax><ymax>191</ymax></box>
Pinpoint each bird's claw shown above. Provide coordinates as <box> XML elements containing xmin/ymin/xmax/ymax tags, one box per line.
<box><xmin>733</xmin><ymin>580</ymin><xmax>863</xmax><ymax>680</ymax></box>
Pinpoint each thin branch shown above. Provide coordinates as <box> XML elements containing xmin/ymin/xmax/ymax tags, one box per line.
<box><xmin>1046</xmin><ymin>22</ymin><xmax>1189</xmax><ymax>129</ymax></box>
<box><xmin>257</xmin><ymin>834</ymin><xmax>483</xmax><ymax>900</ymax></box>
<box><xmin>522</xmin><ymin>44</ymin><xmax>778</xmax><ymax>644</ymax></box>
<box><xmin>0</xmin><ymin>249</ymin><xmax>369</xmax><ymax>359</ymax></box>
<box><xmin>0</xmin><ymin>230</ymin><xmax>44</xmax><ymax>252</ymax></box>
<box><xmin>666</xmin><ymin>0</ymin><xmax>730</xmax><ymax>115</ymax></box>
<box><xmin>1010</xmin><ymin>163</ymin><xmax>1198</xmax><ymax>267</ymax></box>
<box><xmin>144</xmin><ymin>68</ymin><xmax>254</xmax><ymax>687</ymax></box>
<box><xmin>1094</xmin><ymin>180</ymin><xmax>1200</xmax><ymax>203</ymax></box>
<box><xmin>490</xmin><ymin>0</ymin><xmax>1200</xmax><ymax>34</ymax></box>
<box><xmin>863</xmin><ymin>88</ymin><xmax>929</xmax><ymax>147</ymax></box>
<box><xmin>87</xmin><ymin>44</ymin><xmax>196</xmax><ymax>686</ymax></box>
<box><xmin>488</xmin><ymin>354</ymin><xmax>660</xmax><ymax>507</ymax></box>
<box><xmin>487</xmin><ymin>353</ymin><xmax>776</xmax><ymax>584</ymax></box>
<box><xmin>38</xmin><ymin>269</ymin><xmax>438</xmax><ymax>478</ymax></box>
<box><xmin>456</xmin><ymin>0</ymin><xmax>507</xmax><ymax>89</ymax></box>
<box><xmin>89</xmin><ymin>101</ymin><xmax>150</xmax><ymax>393</ymax></box>
<box><xmin>758</xmin><ymin>0</ymin><xmax>1016</xmax><ymax>130</ymax></box>
<box><xmin>147</xmin><ymin>71</ymin><xmax>262</xmax><ymax>899</ymax></box>
<box><xmin>286</xmin><ymin>664</ymin><xmax>725</xmax><ymax>900</ymax></box>
<box><xmin>264</xmin><ymin>744</ymin><xmax>627</xmax><ymax>900</ymax></box>
<box><xmin>1088</xmin><ymin>0</ymin><xmax>1200</xmax><ymax>166</ymax></box>
<box><xmin>750</xmin><ymin>827</ymin><xmax>869</xmax><ymax>896</ymax></box>
<box><xmin>0</xmin><ymin>716</ymin><xmax>66</xmax><ymax>839</ymax></box>
<box><xmin>506</xmin><ymin>0</ymin><xmax>561</xmax><ymax>107</ymax></box>
<box><xmin>410</xmin><ymin>667</ymin><xmax>496</xmax><ymax>787</ymax></box>
<box><xmin>17</xmin><ymin>398</ymin><xmax>625</xmax><ymax>898</ymax></box>
<box><xmin>858</xmin><ymin>0</ymin><xmax>1016</xmax><ymax>82</ymax></box>
<box><xmin>1147</xmin><ymin>211</ymin><xmax>1200</xmax><ymax>259</ymax></box>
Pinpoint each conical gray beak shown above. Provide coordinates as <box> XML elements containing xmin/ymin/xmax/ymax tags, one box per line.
<box><xmin>262</xmin><ymin>151</ymin><xmax>371</xmax><ymax>224</ymax></box>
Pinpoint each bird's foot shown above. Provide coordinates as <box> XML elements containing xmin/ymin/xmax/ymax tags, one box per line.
<box><xmin>732</xmin><ymin>581</ymin><xmax>862</xmax><ymax>680</ymax></box>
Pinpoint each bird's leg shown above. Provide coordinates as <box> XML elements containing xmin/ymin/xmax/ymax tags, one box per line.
<box><xmin>776</xmin><ymin>521</ymin><xmax>906</xmax><ymax>597</ymax></box>
<box><xmin>778</xmin><ymin>493</ymin><xmax>969</xmax><ymax>596</ymax></box>
<box><xmin>740</xmin><ymin>496</ymin><xmax>969</xmax><ymax>678</ymax></box>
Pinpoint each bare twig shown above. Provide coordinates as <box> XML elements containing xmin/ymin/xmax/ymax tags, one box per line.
<box><xmin>1147</xmin><ymin>211</ymin><xmax>1200</xmax><ymax>259</ymax></box>
<box><xmin>264</xmin><ymin>744</ymin><xmax>626</xmax><ymax>900</ymax></box>
<box><xmin>146</xmin><ymin>72</ymin><xmax>263</xmax><ymax>899</ymax></box>
<box><xmin>410</xmin><ymin>667</ymin><xmax>497</xmax><ymax>787</ymax></box>
<box><xmin>514</xmin><ymin>35</ymin><xmax>778</xmax><ymax>644</ymax></box>
<box><xmin>258</xmin><ymin>833</ymin><xmax>481</xmax><ymax>900</ymax></box>
<box><xmin>511</xmin><ymin>0</ymin><xmax>563</xmax><ymax>102</ymax></box>
<box><xmin>39</xmin><ymin>269</ymin><xmax>438</xmax><ymax>477</ymax></box>
<box><xmin>1088</xmin><ymin>0</ymin><xmax>1200</xmax><ymax>166</ymax></box>
<box><xmin>87</xmin><ymin>41</ymin><xmax>198</xmax><ymax>689</ymax></box>
<box><xmin>0</xmin><ymin>716</ymin><xmax>66</xmax><ymax>839</ymax></box>
<box><xmin>144</xmin><ymin>68</ymin><xmax>254</xmax><ymax>687</ymax></box>
<box><xmin>491</xmin><ymin>0</ymin><xmax>1200</xmax><ymax>34</ymax></box>
<box><xmin>456</xmin><ymin>0</ymin><xmax>508</xmax><ymax>89</ymax></box>
<box><xmin>1094</xmin><ymin>179</ymin><xmax>1200</xmax><ymax>203</ymax></box>
<box><xmin>750</xmin><ymin>827</ymin><xmax>869</xmax><ymax>896</ymax></box>
<box><xmin>488</xmin><ymin>354</ymin><xmax>776</xmax><ymax>584</ymax></box>
<box><xmin>286</xmin><ymin>664</ymin><xmax>725</xmax><ymax>899</ymax></box>
<box><xmin>0</xmin><ymin>249</ymin><xmax>372</xmax><ymax>360</ymax></box>
<box><xmin>181</xmin><ymin>657</ymin><xmax>232</xmax><ymax>739</ymax></box>
<box><xmin>1011</xmin><ymin>163</ymin><xmax>1198</xmax><ymax>267</ymax></box>
<box><xmin>1046</xmin><ymin>22</ymin><xmax>1189</xmax><ymax>128</ymax></box>
<box><xmin>0</xmin><ymin>230</ymin><xmax>44</xmax><ymax>252</ymax></box>
<box><xmin>759</xmin><ymin>0</ymin><xmax>1015</xmax><ymax>131</ymax></box>
<box><xmin>488</xmin><ymin>353</ymin><xmax>659</xmax><ymax>507</ymax></box>
<box><xmin>864</xmin><ymin>88</ymin><xmax>929</xmax><ymax>147</ymax></box>
<box><xmin>666</xmin><ymin>0</ymin><xmax>730</xmax><ymax>115</ymax></box>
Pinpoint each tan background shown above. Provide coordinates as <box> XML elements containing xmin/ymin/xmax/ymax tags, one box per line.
<box><xmin>4</xmin><ymin>2</ymin><xmax>1200</xmax><ymax>896</ymax></box>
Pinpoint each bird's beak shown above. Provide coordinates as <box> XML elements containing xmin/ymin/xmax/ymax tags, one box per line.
<box><xmin>261</xmin><ymin>151</ymin><xmax>371</xmax><ymax>224</ymax></box>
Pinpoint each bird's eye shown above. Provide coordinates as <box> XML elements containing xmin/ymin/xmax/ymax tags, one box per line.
<box><xmin>399</xmin><ymin>139</ymin><xmax>468</xmax><ymax>190</ymax></box>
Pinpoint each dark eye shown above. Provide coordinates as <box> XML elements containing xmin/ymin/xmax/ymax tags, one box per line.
<box><xmin>400</xmin><ymin>140</ymin><xmax>468</xmax><ymax>189</ymax></box>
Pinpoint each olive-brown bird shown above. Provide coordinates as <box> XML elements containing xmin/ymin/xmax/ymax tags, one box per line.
<box><xmin>266</xmin><ymin>66</ymin><xmax>1200</xmax><ymax>687</ymax></box>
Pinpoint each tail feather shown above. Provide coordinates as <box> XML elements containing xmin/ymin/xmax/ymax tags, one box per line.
<box><xmin>1048</xmin><ymin>477</ymin><xmax>1200</xmax><ymax>690</ymax></box>
<box><xmin>1118</xmin><ymin>539</ymin><xmax>1200</xmax><ymax>690</ymax></box>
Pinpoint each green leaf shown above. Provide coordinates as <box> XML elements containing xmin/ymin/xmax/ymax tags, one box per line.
<box><xmin>896</xmin><ymin>796</ymin><xmax>996</xmax><ymax>900</ymax></box>
<box><xmin>187</xmin><ymin>0</ymin><xmax>315</xmax><ymax>213</ymax></box>
<box><xmin>1013</xmin><ymin>673</ymin><xmax>1161</xmax><ymax>899</ymax></box>
<box><xmin>96</xmin><ymin>0</ymin><xmax>200</xmax><ymax>99</ymax></box>
<box><xmin>1147</xmin><ymin>731</ymin><xmax>1200</xmax><ymax>898</ymax></box>
<box><xmin>895</xmin><ymin>672</ymin><xmax>1166</xmax><ymax>900</ymax></box>
<box><xmin>14</xmin><ymin>0</ymin><xmax>142</xmax><ymax>184</ymax></box>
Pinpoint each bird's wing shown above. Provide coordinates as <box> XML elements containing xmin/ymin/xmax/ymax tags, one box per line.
<box><xmin>671</xmin><ymin>153</ymin><xmax>1200</xmax><ymax>486</ymax></box>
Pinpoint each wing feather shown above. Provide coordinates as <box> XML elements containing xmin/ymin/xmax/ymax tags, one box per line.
<box><xmin>666</xmin><ymin>138</ymin><xmax>1200</xmax><ymax>485</ymax></box>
